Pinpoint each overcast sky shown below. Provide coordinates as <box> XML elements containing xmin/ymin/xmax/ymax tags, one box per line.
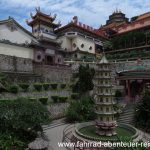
<box><xmin>0</xmin><ymin>0</ymin><xmax>150</xmax><ymax>31</ymax></box>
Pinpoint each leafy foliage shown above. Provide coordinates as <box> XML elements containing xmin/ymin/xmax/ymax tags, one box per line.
<box><xmin>43</xmin><ymin>83</ymin><xmax>50</xmax><ymax>90</ymax></box>
<box><xmin>0</xmin><ymin>98</ymin><xmax>50</xmax><ymax>149</ymax></box>
<box><xmin>33</xmin><ymin>83</ymin><xmax>43</xmax><ymax>91</ymax></box>
<box><xmin>39</xmin><ymin>97</ymin><xmax>48</xmax><ymax>105</ymax></box>
<box><xmin>51</xmin><ymin>95</ymin><xmax>59</xmax><ymax>103</ymax></box>
<box><xmin>50</xmin><ymin>83</ymin><xmax>58</xmax><ymax>90</ymax></box>
<box><xmin>135</xmin><ymin>90</ymin><xmax>150</xmax><ymax>133</ymax></box>
<box><xmin>72</xmin><ymin>65</ymin><xmax>95</xmax><ymax>95</ymax></box>
<box><xmin>9</xmin><ymin>85</ymin><xmax>19</xmax><ymax>93</ymax></box>
<box><xmin>66</xmin><ymin>97</ymin><xmax>96</xmax><ymax>122</ymax></box>
<box><xmin>19</xmin><ymin>83</ymin><xmax>29</xmax><ymax>92</ymax></box>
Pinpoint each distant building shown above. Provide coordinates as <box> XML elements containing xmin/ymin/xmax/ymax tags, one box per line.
<box><xmin>56</xmin><ymin>16</ymin><xmax>107</xmax><ymax>61</ymax></box>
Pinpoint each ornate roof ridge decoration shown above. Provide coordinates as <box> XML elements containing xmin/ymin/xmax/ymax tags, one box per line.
<box><xmin>26</xmin><ymin>7</ymin><xmax>61</xmax><ymax>28</ymax></box>
<box><xmin>0</xmin><ymin>17</ymin><xmax>37</xmax><ymax>40</ymax></box>
<box><xmin>56</xmin><ymin>16</ymin><xmax>108</xmax><ymax>40</ymax></box>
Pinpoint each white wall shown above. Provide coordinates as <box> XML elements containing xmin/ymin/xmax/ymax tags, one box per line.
<box><xmin>0</xmin><ymin>24</ymin><xmax>36</xmax><ymax>44</ymax></box>
<box><xmin>0</xmin><ymin>43</ymin><xmax>33</xmax><ymax>59</ymax></box>
<box><xmin>59</xmin><ymin>35</ymin><xmax>95</xmax><ymax>54</ymax></box>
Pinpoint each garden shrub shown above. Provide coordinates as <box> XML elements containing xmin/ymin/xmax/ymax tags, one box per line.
<box><xmin>0</xmin><ymin>98</ymin><xmax>50</xmax><ymax>149</ymax></box>
<box><xmin>60</xmin><ymin>84</ymin><xmax>66</xmax><ymax>89</ymax></box>
<box><xmin>59</xmin><ymin>96</ymin><xmax>68</xmax><ymax>103</ymax></box>
<box><xmin>19</xmin><ymin>83</ymin><xmax>29</xmax><ymax>92</ymax></box>
<box><xmin>33</xmin><ymin>83</ymin><xmax>42</xmax><ymax>91</ymax></box>
<box><xmin>43</xmin><ymin>83</ymin><xmax>50</xmax><ymax>91</ymax></box>
<box><xmin>39</xmin><ymin>97</ymin><xmax>48</xmax><ymax>105</ymax></box>
<box><xmin>29</xmin><ymin>98</ymin><xmax>37</xmax><ymax>101</ymax></box>
<box><xmin>50</xmin><ymin>83</ymin><xmax>57</xmax><ymax>90</ymax></box>
<box><xmin>9</xmin><ymin>85</ymin><xmax>18</xmax><ymax>94</ymax></box>
<box><xmin>51</xmin><ymin>96</ymin><xmax>59</xmax><ymax>103</ymax></box>
<box><xmin>71</xmin><ymin>93</ymin><xmax>79</xmax><ymax>100</ymax></box>
<box><xmin>66</xmin><ymin>97</ymin><xmax>95</xmax><ymax>122</ymax></box>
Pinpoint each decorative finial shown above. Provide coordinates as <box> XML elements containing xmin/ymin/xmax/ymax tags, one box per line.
<box><xmin>53</xmin><ymin>14</ymin><xmax>57</xmax><ymax>20</ymax></box>
<box><xmin>30</xmin><ymin>12</ymin><xmax>33</xmax><ymax>18</ymax></box>
<box><xmin>35</xmin><ymin>6</ymin><xmax>40</xmax><ymax>12</ymax></box>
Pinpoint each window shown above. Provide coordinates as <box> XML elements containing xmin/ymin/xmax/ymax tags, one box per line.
<box><xmin>37</xmin><ymin>55</ymin><xmax>41</xmax><ymax>60</ymax></box>
<box><xmin>89</xmin><ymin>46</ymin><xmax>92</xmax><ymax>50</ymax></box>
<box><xmin>106</xmin><ymin>98</ymin><xmax>108</xmax><ymax>102</ymax></box>
<box><xmin>100</xmin><ymin>107</ymin><xmax>103</xmax><ymax>111</ymax></box>
<box><xmin>107</xmin><ymin>117</ymin><xmax>109</xmax><ymax>121</ymax></box>
<box><xmin>81</xmin><ymin>43</ymin><xmax>84</xmax><ymax>48</ymax></box>
<box><xmin>100</xmin><ymin>117</ymin><xmax>103</xmax><ymax>121</ymax></box>
<box><xmin>73</xmin><ymin>43</ymin><xmax>76</xmax><ymax>48</ymax></box>
<box><xmin>100</xmin><ymin>98</ymin><xmax>103</xmax><ymax>102</ymax></box>
<box><xmin>106</xmin><ymin>107</ymin><xmax>109</xmax><ymax>112</ymax></box>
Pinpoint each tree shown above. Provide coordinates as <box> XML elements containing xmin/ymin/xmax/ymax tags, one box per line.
<box><xmin>135</xmin><ymin>90</ymin><xmax>150</xmax><ymax>133</ymax></box>
<box><xmin>72</xmin><ymin>65</ymin><xmax>95</xmax><ymax>96</ymax></box>
<box><xmin>66</xmin><ymin>97</ymin><xmax>96</xmax><ymax>122</ymax></box>
<box><xmin>0</xmin><ymin>98</ymin><xmax>51</xmax><ymax>149</ymax></box>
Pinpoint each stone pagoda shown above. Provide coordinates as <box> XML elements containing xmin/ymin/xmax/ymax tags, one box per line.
<box><xmin>94</xmin><ymin>55</ymin><xmax>117</xmax><ymax>136</ymax></box>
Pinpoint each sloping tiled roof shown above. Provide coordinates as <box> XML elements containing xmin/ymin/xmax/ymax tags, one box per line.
<box><xmin>56</xmin><ymin>21</ymin><xmax>108</xmax><ymax>40</ymax></box>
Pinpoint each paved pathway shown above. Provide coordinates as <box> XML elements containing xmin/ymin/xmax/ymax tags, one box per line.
<box><xmin>44</xmin><ymin>119</ymin><xmax>150</xmax><ymax>150</ymax></box>
<box><xmin>44</xmin><ymin>119</ymin><xmax>69</xmax><ymax>150</ymax></box>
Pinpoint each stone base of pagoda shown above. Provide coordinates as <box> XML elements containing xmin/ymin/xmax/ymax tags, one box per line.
<box><xmin>96</xmin><ymin>128</ymin><xmax>117</xmax><ymax>136</ymax></box>
<box><xmin>95</xmin><ymin>120</ymin><xmax>117</xmax><ymax>136</ymax></box>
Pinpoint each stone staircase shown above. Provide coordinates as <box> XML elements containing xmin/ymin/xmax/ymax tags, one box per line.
<box><xmin>117</xmin><ymin>104</ymin><xmax>135</xmax><ymax>125</ymax></box>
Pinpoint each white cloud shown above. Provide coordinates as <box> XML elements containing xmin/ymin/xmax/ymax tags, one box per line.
<box><xmin>0</xmin><ymin>0</ymin><xmax>150</xmax><ymax>29</ymax></box>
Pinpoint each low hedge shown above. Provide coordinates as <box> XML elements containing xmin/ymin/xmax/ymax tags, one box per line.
<box><xmin>19</xmin><ymin>83</ymin><xmax>29</xmax><ymax>92</ymax></box>
<box><xmin>9</xmin><ymin>85</ymin><xmax>19</xmax><ymax>94</ymax></box>
<box><xmin>43</xmin><ymin>83</ymin><xmax>50</xmax><ymax>91</ymax></box>
<box><xmin>29</xmin><ymin>98</ymin><xmax>37</xmax><ymax>101</ymax></box>
<box><xmin>33</xmin><ymin>83</ymin><xmax>42</xmax><ymax>91</ymax></box>
<box><xmin>71</xmin><ymin>93</ymin><xmax>79</xmax><ymax>100</ymax></box>
<box><xmin>50</xmin><ymin>83</ymin><xmax>58</xmax><ymax>90</ymax></box>
<box><xmin>39</xmin><ymin>97</ymin><xmax>48</xmax><ymax>105</ymax></box>
<box><xmin>51</xmin><ymin>96</ymin><xmax>59</xmax><ymax>103</ymax></box>
<box><xmin>59</xmin><ymin>96</ymin><xmax>68</xmax><ymax>103</ymax></box>
<box><xmin>60</xmin><ymin>84</ymin><xmax>66</xmax><ymax>89</ymax></box>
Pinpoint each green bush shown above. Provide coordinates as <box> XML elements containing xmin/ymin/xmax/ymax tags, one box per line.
<box><xmin>50</xmin><ymin>83</ymin><xmax>58</xmax><ymax>90</ymax></box>
<box><xmin>33</xmin><ymin>83</ymin><xmax>42</xmax><ymax>91</ymax></box>
<box><xmin>51</xmin><ymin>96</ymin><xmax>59</xmax><ymax>103</ymax></box>
<box><xmin>29</xmin><ymin>98</ymin><xmax>37</xmax><ymax>101</ymax></box>
<box><xmin>0</xmin><ymin>98</ymin><xmax>50</xmax><ymax>149</ymax></box>
<box><xmin>43</xmin><ymin>83</ymin><xmax>50</xmax><ymax>91</ymax></box>
<box><xmin>59</xmin><ymin>96</ymin><xmax>68</xmax><ymax>103</ymax></box>
<box><xmin>39</xmin><ymin>97</ymin><xmax>48</xmax><ymax>105</ymax></box>
<box><xmin>71</xmin><ymin>93</ymin><xmax>79</xmax><ymax>100</ymax></box>
<box><xmin>19</xmin><ymin>83</ymin><xmax>29</xmax><ymax>92</ymax></box>
<box><xmin>9</xmin><ymin>85</ymin><xmax>18</xmax><ymax>94</ymax></box>
<box><xmin>66</xmin><ymin>97</ymin><xmax>95</xmax><ymax>122</ymax></box>
<box><xmin>60</xmin><ymin>84</ymin><xmax>66</xmax><ymax>89</ymax></box>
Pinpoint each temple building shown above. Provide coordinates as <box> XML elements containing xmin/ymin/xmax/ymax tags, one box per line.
<box><xmin>99</xmin><ymin>11</ymin><xmax>150</xmax><ymax>61</ymax></box>
<box><xmin>26</xmin><ymin>7</ymin><xmax>64</xmax><ymax>65</ymax></box>
<box><xmin>94</xmin><ymin>55</ymin><xmax>117</xmax><ymax>136</ymax></box>
<box><xmin>56</xmin><ymin>16</ymin><xmax>107</xmax><ymax>62</ymax></box>
<box><xmin>117</xmin><ymin>59</ymin><xmax>150</xmax><ymax>101</ymax></box>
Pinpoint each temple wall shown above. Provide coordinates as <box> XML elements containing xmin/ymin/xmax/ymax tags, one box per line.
<box><xmin>0</xmin><ymin>54</ymin><xmax>33</xmax><ymax>72</ymax></box>
<box><xmin>0</xmin><ymin>43</ymin><xmax>33</xmax><ymax>59</ymax></box>
<box><xmin>33</xmin><ymin>64</ymin><xmax>72</xmax><ymax>83</ymax></box>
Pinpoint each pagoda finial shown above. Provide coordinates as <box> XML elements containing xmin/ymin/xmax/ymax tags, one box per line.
<box><xmin>30</xmin><ymin>12</ymin><xmax>34</xmax><ymax>18</ymax></box>
<box><xmin>35</xmin><ymin>6</ymin><xmax>40</xmax><ymax>12</ymax></box>
<box><xmin>53</xmin><ymin>14</ymin><xmax>57</xmax><ymax>20</ymax></box>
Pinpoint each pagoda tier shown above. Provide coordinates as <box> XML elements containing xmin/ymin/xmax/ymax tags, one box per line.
<box><xmin>94</xmin><ymin>55</ymin><xmax>117</xmax><ymax>136</ymax></box>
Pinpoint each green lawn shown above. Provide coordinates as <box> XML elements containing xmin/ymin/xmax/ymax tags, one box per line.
<box><xmin>79</xmin><ymin>125</ymin><xmax>135</xmax><ymax>141</ymax></box>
